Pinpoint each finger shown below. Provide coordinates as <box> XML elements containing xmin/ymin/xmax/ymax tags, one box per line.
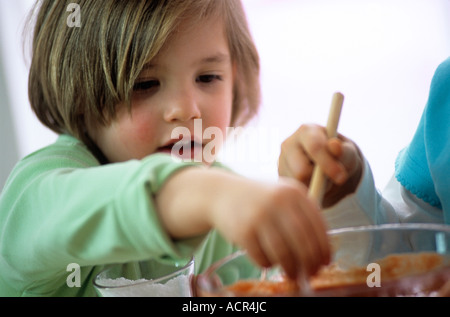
<box><xmin>279</xmin><ymin>126</ymin><xmax>321</xmax><ymax>182</ymax></box>
<box><xmin>328</xmin><ymin>138</ymin><xmax>343</xmax><ymax>157</ymax></box>
<box><xmin>338</xmin><ymin>141</ymin><xmax>362</xmax><ymax>176</ymax></box>
<box><xmin>244</xmin><ymin>237</ymin><xmax>272</xmax><ymax>269</ymax></box>
<box><xmin>278</xmin><ymin>180</ymin><xmax>331</xmax><ymax>275</ymax></box>
<box><xmin>298</xmin><ymin>127</ymin><xmax>348</xmax><ymax>185</ymax></box>
<box><xmin>278</xmin><ymin>147</ymin><xmax>314</xmax><ymax>184</ymax></box>
<box><xmin>278</xmin><ymin>207</ymin><xmax>318</xmax><ymax>278</ymax></box>
<box><xmin>296</xmin><ymin>190</ymin><xmax>332</xmax><ymax>269</ymax></box>
<box><xmin>236</xmin><ymin>224</ymin><xmax>272</xmax><ymax>269</ymax></box>
<box><xmin>257</xmin><ymin>218</ymin><xmax>297</xmax><ymax>278</ymax></box>
<box><xmin>328</xmin><ymin>136</ymin><xmax>363</xmax><ymax>183</ymax></box>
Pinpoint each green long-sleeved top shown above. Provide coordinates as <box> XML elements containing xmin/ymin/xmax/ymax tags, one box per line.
<box><xmin>0</xmin><ymin>134</ymin><xmax>239</xmax><ymax>296</ymax></box>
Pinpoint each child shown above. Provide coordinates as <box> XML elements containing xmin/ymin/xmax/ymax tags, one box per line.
<box><xmin>0</xmin><ymin>0</ymin><xmax>330</xmax><ymax>296</ymax></box>
<box><xmin>279</xmin><ymin>57</ymin><xmax>450</xmax><ymax>228</ymax></box>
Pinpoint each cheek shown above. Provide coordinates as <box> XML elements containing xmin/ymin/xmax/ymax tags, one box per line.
<box><xmin>203</xmin><ymin>109</ymin><xmax>231</xmax><ymax>141</ymax></box>
<box><xmin>129</xmin><ymin>117</ymin><xmax>155</xmax><ymax>143</ymax></box>
<box><xmin>115</xmin><ymin>114</ymin><xmax>158</xmax><ymax>158</ymax></box>
<box><xmin>202</xmin><ymin>97</ymin><xmax>233</xmax><ymax>151</ymax></box>
<box><xmin>209</xmin><ymin>89</ymin><xmax>233</xmax><ymax>128</ymax></box>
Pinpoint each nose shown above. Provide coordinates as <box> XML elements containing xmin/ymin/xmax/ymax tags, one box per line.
<box><xmin>163</xmin><ymin>87</ymin><xmax>201</xmax><ymax>122</ymax></box>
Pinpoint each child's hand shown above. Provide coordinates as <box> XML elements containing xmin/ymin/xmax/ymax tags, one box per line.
<box><xmin>156</xmin><ymin>168</ymin><xmax>331</xmax><ymax>280</ymax></box>
<box><xmin>278</xmin><ymin>124</ymin><xmax>363</xmax><ymax>208</ymax></box>
<box><xmin>207</xmin><ymin>175</ymin><xmax>331</xmax><ymax>280</ymax></box>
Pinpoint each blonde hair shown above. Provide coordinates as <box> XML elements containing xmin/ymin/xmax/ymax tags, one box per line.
<box><xmin>27</xmin><ymin>0</ymin><xmax>260</xmax><ymax>151</ymax></box>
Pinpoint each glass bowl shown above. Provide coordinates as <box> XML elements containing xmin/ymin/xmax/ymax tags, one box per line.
<box><xmin>195</xmin><ymin>223</ymin><xmax>450</xmax><ymax>297</ymax></box>
<box><xmin>93</xmin><ymin>257</ymin><xmax>195</xmax><ymax>297</ymax></box>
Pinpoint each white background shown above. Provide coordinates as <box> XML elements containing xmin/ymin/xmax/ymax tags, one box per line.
<box><xmin>1</xmin><ymin>0</ymin><xmax>450</xmax><ymax>190</ymax></box>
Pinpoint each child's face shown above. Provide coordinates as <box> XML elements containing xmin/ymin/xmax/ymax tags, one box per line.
<box><xmin>89</xmin><ymin>17</ymin><xmax>234</xmax><ymax>164</ymax></box>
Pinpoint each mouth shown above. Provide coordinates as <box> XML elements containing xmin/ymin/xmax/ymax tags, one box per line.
<box><xmin>157</xmin><ymin>139</ymin><xmax>204</xmax><ymax>160</ymax></box>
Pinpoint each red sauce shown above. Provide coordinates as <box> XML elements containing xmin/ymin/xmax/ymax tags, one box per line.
<box><xmin>223</xmin><ymin>252</ymin><xmax>448</xmax><ymax>297</ymax></box>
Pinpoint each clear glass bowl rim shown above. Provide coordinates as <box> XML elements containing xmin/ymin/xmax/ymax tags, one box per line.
<box><xmin>93</xmin><ymin>256</ymin><xmax>195</xmax><ymax>290</ymax></box>
<box><xmin>199</xmin><ymin>223</ymin><xmax>450</xmax><ymax>281</ymax></box>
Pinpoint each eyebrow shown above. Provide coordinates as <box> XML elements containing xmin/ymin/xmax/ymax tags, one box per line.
<box><xmin>141</xmin><ymin>53</ymin><xmax>230</xmax><ymax>71</ymax></box>
<box><xmin>196</xmin><ymin>53</ymin><xmax>230</xmax><ymax>66</ymax></box>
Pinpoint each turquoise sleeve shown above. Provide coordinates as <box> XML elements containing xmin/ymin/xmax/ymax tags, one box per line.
<box><xmin>395</xmin><ymin>57</ymin><xmax>450</xmax><ymax>222</ymax></box>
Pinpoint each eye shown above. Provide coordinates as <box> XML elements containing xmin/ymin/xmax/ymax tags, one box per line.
<box><xmin>133</xmin><ymin>80</ymin><xmax>160</xmax><ymax>92</ymax></box>
<box><xmin>196</xmin><ymin>74</ymin><xmax>222</xmax><ymax>84</ymax></box>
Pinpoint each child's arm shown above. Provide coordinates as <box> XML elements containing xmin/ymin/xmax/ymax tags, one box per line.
<box><xmin>278</xmin><ymin>124</ymin><xmax>363</xmax><ymax>208</ymax></box>
<box><xmin>155</xmin><ymin>166</ymin><xmax>331</xmax><ymax>279</ymax></box>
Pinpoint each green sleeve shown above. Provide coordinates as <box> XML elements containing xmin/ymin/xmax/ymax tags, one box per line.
<box><xmin>0</xmin><ymin>135</ymin><xmax>207</xmax><ymax>295</ymax></box>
